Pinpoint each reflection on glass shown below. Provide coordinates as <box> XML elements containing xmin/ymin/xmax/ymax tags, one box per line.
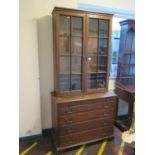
<box><xmin>98</xmin><ymin>56</ymin><xmax>107</xmax><ymax>66</ymax></box>
<box><xmin>129</xmin><ymin>66</ymin><xmax>135</xmax><ymax>75</ymax></box>
<box><xmin>60</xmin><ymin>36</ymin><xmax>70</xmax><ymax>54</ymax></box>
<box><xmin>99</xmin><ymin>39</ymin><xmax>108</xmax><ymax>55</ymax></box>
<box><xmin>71</xmin><ymin>17</ymin><xmax>82</xmax><ymax>36</ymax></box>
<box><xmin>88</xmin><ymin>73</ymin><xmax>97</xmax><ymax>89</ymax></box>
<box><xmin>99</xmin><ymin>20</ymin><xmax>109</xmax><ymax>38</ymax></box>
<box><xmin>89</xmin><ymin>19</ymin><xmax>98</xmax><ymax>37</ymax></box>
<box><xmin>60</xmin><ymin>74</ymin><xmax>70</xmax><ymax>91</ymax></box>
<box><xmin>60</xmin><ymin>56</ymin><xmax>70</xmax><ymax>74</ymax></box>
<box><xmin>123</xmin><ymin>67</ymin><xmax>130</xmax><ymax>75</ymax></box>
<box><xmin>126</xmin><ymin>28</ymin><xmax>134</xmax><ymax>52</ymax></box>
<box><xmin>88</xmin><ymin>56</ymin><xmax>97</xmax><ymax>73</ymax></box>
<box><xmin>119</xmin><ymin>77</ymin><xmax>135</xmax><ymax>86</ymax></box>
<box><xmin>71</xmin><ymin>56</ymin><xmax>82</xmax><ymax>73</ymax></box>
<box><xmin>132</xmin><ymin>33</ymin><xmax>135</xmax><ymax>52</ymax></box>
<box><xmin>130</xmin><ymin>55</ymin><xmax>135</xmax><ymax>64</ymax></box>
<box><xmin>88</xmin><ymin>38</ymin><xmax>97</xmax><ymax>54</ymax></box>
<box><xmin>71</xmin><ymin>74</ymin><xmax>82</xmax><ymax>90</ymax></box>
<box><xmin>97</xmin><ymin>73</ymin><xmax>106</xmax><ymax>88</ymax></box>
<box><xmin>60</xmin><ymin>16</ymin><xmax>70</xmax><ymax>36</ymax></box>
<box><xmin>71</xmin><ymin>37</ymin><xmax>82</xmax><ymax>55</ymax></box>
<box><xmin>124</xmin><ymin>55</ymin><xmax>130</xmax><ymax>64</ymax></box>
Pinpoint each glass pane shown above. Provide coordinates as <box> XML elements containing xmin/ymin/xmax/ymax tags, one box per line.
<box><xmin>60</xmin><ymin>56</ymin><xmax>70</xmax><ymax>74</ymax></box>
<box><xmin>60</xmin><ymin>74</ymin><xmax>70</xmax><ymax>91</ymax></box>
<box><xmin>129</xmin><ymin>66</ymin><xmax>135</xmax><ymax>75</ymax></box>
<box><xmin>124</xmin><ymin>55</ymin><xmax>130</xmax><ymax>64</ymax></box>
<box><xmin>89</xmin><ymin>19</ymin><xmax>98</xmax><ymax>37</ymax></box>
<box><xmin>97</xmin><ymin>73</ymin><xmax>106</xmax><ymax>88</ymax></box>
<box><xmin>88</xmin><ymin>73</ymin><xmax>97</xmax><ymax>89</ymax></box>
<box><xmin>123</xmin><ymin>67</ymin><xmax>130</xmax><ymax>75</ymax></box>
<box><xmin>130</xmin><ymin>55</ymin><xmax>135</xmax><ymax>64</ymax></box>
<box><xmin>59</xmin><ymin>36</ymin><xmax>70</xmax><ymax>55</ymax></box>
<box><xmin>120</xmin><ymin>77</ymin><xmax>135</xmax><ymax>85</ymax></box>
<box><xmin>99</xmin><ymin>38</ymin><xmax>108</xmax><ymax>55</ymax></box>
<box><xmin>98</xmin><ymin>56</ymin><xmax>107</xmax><ymax>73</ymax></box>
<box><xmin>99</xmin><ymin>20</ymin><xmax>109</xmax><ymax>38</ymax></box>
<box><xmin>71</xmin><ymin>74</ymin><xmax>82</xmax><ymax>90</ymax></box>
<box><xmin>71</xmin><ymin>56</ymin><xmax>82</xmax><ymax>73</ymax></box>
<box><xmin>88</xmin><ymin>38</ymin><xmax>98</xmax><ymax>54</ymax></box>
<box><xmin>71</xmin><ymin>17</ymin><xmax>82</xmax><ymax>36</ymax></box>
<box><xmin>87</xmin><ymin>56</ymin><xmax>97</xmax><ymax>73</ymax></box>
<box><xmin>132</xmin><ymin>33</ymin><xmax>135</xmax><ymax>52</ymax></box>
<box><xmin>71</xmin><ymin>56</ymin><xmax>82</xmax><ymax>90</ymax></box>
<box><xmin>126</xmin><ymin>29</ymin><xmax>134</xmax><ymax>52</ymax></box>
<box><xmin>71</xmin><ymin>37</ymin><xmax>82</xmax><ymax>56</ymax></box>
<box><xmin>60</xmin><ymin>16</ymin><xmax>70</xmax><ymax>36</ymax></box>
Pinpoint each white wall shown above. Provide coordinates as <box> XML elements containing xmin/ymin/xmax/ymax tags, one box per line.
<box><xmin>20</xmin><ymin>0</ymin><xmax>134</xmax><ymax>134</ymax></box>
<box><xmin>19</xmin><ymin>0</ymin><xmax>42</xmax><ymax>137</ymax></box>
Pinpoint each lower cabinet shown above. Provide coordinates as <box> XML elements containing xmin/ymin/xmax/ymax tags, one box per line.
<box><xmin>51</xmin><ymin>91</ymin><xmax>117</xmax><ymax>150</ymax></box>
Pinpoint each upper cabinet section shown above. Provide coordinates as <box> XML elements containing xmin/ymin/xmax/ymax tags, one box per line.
<box><xmin>52</xmin><ymin>7</ymin><xmax>113</xmax><ymax>96</ymax></box>
<box><xmin>116</xmin><ymin>20</ymin><xmax>135</xmax><ymax>92</ymax></box>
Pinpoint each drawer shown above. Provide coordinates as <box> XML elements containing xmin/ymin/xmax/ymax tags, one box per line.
<box><xmin>58</xmin><ymin>126</ymin><xmax>113</xmax><ymax>147</ymax></box>
<box><xmin>58</xmin><ymin>99</ymin><xmax>116</xmax><ymax>115</ymax></box>
<box><xmin>59</xmin><ymin>118</ymin><xmax>114</xmax><ymax>136</ymax></box>
<box><xmin>58</xmin><ymin>109</ymin><xmax>115</xmax><ymax>126</ymax></box>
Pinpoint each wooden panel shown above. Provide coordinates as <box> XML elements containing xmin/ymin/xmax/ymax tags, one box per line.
<box><xmin>54</xmin><ymin>91</ymin><xmax>117</xmax><ymax>103</ymax></box>
<box><xmin>58</xmin><ymin>100</ymin><xmax>116</xmax><ymax>115</ymax></box>
<box><xmin>58</xmin><ymin>127</ymin><xmax>113</xmax><ymax>147</ymax></box>
<box><xmin>58</xmin><ymin>108</ymin><xmax>115</xmax><ymax>126</ymax></box>
<box><xmin>58</xmin><ymin>118</ymin><xmax>114</xmax><ymax>136</ymax></box>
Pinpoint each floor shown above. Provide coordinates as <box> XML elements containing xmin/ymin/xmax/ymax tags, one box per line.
<box><xmin>19</xmin><ymin>127</ymin><xmax>135</xmax><ymax>155</ymax></box>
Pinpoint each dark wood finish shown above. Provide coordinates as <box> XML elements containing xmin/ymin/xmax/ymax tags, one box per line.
<box><xmin>58</xmin><ymin>118</ymin><xmax>114</xmax><ymax>136</ymax></box>
<box><xmin>115</xmin><ymin>20</ymin><xmax>135</xmax><ymax>131</ymax></box>
<box><xmin>52</xmin><ymin>91</ymin><xmax>117</xmax><ymax>150</ymax></box>
<box><xmin>52</xmin><ymin>7</ymin><xmax>113</xmax><ymax>96</ymax></box>
<box><xmin>58</xmin><ymin>127</ymin><xmax>113</xmax><ymax>147</ymax></box>
<box><xmin>51</xmin><ymin>7</ymin><xmax>116</xmax><ymax>150</ymax></box>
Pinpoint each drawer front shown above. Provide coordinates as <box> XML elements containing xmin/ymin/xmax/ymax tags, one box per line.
<box><xmin>59</xmin><ymin>118</ymin><xmax>114</xmax><ymax>136</ymax></box>
<box><xmin>58</xmin><ymin>98</ymin><xmax>116</xmax><ymax>115</ymax></box>
<box><xmin>58</xmin><ymin>127</ymin><xmax>113</xmax><ymax>147</ymax></box>
<box><xmin>58</xmin><ymin>109</ymin><xmax>115</xmax><ymax>126</ymax></box>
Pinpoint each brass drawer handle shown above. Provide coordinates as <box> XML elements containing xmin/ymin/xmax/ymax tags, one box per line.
<box><xmin>103</xmin><ymin>105</ymin><xmax>109</xmax><ymax>108</ymax></box>
<box><xmin>67</xmin><ymin>107</ymin><xmax>74</xmax><ymax>114</ymax></box>
<box><xmin>66</xmin><ymin>128</ymin><xmax>73</xmax><ymax>133</ymax></box>
<box><xmin>103</xmin><ymin>122</ymin><xmax>108</xmax><ymax>126</ymax></box>
<box><xmin>67</xmin><ymin>110</ymin><xmax>73</xmax><ymax>114</ymax></box>
<box><xmin>65</xmin><ymin>118</ymin><xmax>73</xmax><ymax>124</ymax></box>
<box><xmin>68</xmin><ymin>140</ymin><xmax>73</xmax><ymax>144</ymax></box>
<box><xmin>103</xmin><ymin>113</ymin><xmax>109</xmax><ymax>117</ymax></box>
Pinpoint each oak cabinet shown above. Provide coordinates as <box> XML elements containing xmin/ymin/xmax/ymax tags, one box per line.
<box><xmin>51</xmin><ymin>7</ymin><xmax>116</xmax><ymax>150</ymax></box>
<box><xmin>115</xmin><ymin>20</ymin><xmax>135</xmax><ymax>131</ymax></box>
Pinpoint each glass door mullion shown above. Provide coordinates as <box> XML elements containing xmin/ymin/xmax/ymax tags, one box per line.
<box><xmin>96</xmin><ymin>19</ymin><xmax>99</xmax><ymax>89</ymax></box>
<box><xmin>69</xmin><ymin>16</ymin><xmax>72</xmax><ymax>91</ymax></box>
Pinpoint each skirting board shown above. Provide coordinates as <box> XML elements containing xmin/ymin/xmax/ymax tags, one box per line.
<box><xmin>19</xmin><ymin>128</ymin><xmax>52</xmax><ymax>143</ymax></box>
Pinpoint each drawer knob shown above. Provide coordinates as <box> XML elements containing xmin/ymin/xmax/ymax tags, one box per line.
<box><xmin>103</xmin><ymin>122</ymin><xmax>108</xmax><ymax>126</ymax></box>
<box><xmin>103</xmin><ymin>105</ymin><xmax>109</xmax><ymax>108</ymax></box>
<box><xmin>67</xmin><ymin>107</ymin><xmax>74</xmax><ymax>114</ymax></box>
<box><xmin>67</xmin><ymin>110</ymin><xmax>73</xmax><ymax>114</ymax></box>
<box><xmin>65</xmin><ymin>119</ymin><xmax>73</xmax><ymax>124</ymax></box>
<box><xmin>103</xmin><ymin>113</ymin><xmax>109</xmax><ymax>117</ymax></box>
<box><xmin>68</xmin><ymin>140</ymin><xmax>73</xmax><ymax>144</ymax></box>
<box><xmin>66</xmin><ymin>128</ymin><xmax>73</xmax><ymax>133</ymax></box>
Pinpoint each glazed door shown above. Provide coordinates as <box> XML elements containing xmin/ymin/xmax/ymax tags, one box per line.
<box><xmin>57</xmin><ymin>13</ymin><xmax>85</xmax><ymax>94</ymax></box>
<box><xmin>86</xmin><ymin>14</ymin><xmax>111</xmax><ymax>92</ymax></box>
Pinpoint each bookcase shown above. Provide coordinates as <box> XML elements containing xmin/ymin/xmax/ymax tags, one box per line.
<box><xmin>51</xmin><ymin>7</ymin><xmax>117</xmax><ymax>150</ymax></box>
<box><xmin>115</xmin><ymin>20</ymin><xmax>135</xmax><ymax>131</ymax></box>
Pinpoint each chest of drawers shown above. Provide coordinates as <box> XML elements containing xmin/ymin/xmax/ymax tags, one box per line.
<box><xmin>51</xmin><ymin>91</ymin><xmax>117</xmax><ymax>150</ymax></box>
